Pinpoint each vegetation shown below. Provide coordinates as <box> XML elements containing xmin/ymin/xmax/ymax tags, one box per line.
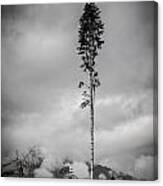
<box><xmin>77</xmin><ymin>3</ymin><xmax>104</xmax><ymax>179</ymax></box>
<box><xmin>2</xmin><ymin>149</ymin><xmax>136</xmax><ymax>180</ymax></box>
<box><xmin>2</xmin><ymin>146</ymin><xmax>44</xmax><ymax>177</ymax></box>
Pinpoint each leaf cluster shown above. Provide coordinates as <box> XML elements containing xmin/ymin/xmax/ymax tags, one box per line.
<box><xmin>77</xmin><ymin>2</ymin><xmax>104</xmax><ymax>68</ymax></box>
<box><xmin>77</xmin><ymin>3</ymin><xmax>104</xmax><ymax>109</ymax></box>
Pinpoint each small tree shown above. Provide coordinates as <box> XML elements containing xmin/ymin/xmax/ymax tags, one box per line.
<box><xmin>2</xmin><ymin>146</ymin><xmax>44</xmax><ymax>177</ymax></box>
<box><xmin>77</xmin><ymin>3</ymin><xmax>104</xmax><ymax>179</ymax></box>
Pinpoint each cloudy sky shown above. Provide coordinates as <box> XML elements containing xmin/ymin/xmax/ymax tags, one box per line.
<box><xmin>1</xmin><ymin>2</ymin><xmax>157</xmax><ymax>180</ymax></box>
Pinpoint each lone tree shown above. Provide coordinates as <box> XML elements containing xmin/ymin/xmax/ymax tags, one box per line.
<box><xmin>77</xmin><ymin>3</ymin><xmax>104</xmax><ymax>179</ymax></box>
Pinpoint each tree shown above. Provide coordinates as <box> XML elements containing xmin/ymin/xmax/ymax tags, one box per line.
<box><xmin>2</xmin><ymin>146</ymin><xmax>44</xmax><ymax>177</ymax></box>
<box><xmin>77</xmin><ymin>3</ymin><xmax>104</xmax><ymax>179</ymax></box>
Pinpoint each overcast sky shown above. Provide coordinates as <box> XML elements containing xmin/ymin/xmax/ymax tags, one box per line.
<box><xmin>2</xmin><ymin>2</ymin><xmax>156</xmax><ymax>180</ymax></box>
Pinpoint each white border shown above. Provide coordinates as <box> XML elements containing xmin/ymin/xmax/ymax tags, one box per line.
<box><xmin>0</xmin><ymin>0</ymin><xmax>157</xmax><ymax>5</ymax></box>
<box><xmin>0</xmin><ymin>0</ymin><xmax>162</xmax><ymax>186</ymax></box>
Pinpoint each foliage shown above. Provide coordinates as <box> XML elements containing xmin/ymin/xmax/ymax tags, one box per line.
<box><xmin>77</xmin><ymin>3</ymin><xmax>104</xmax><ymax>109</ymax></box>
<box><xmin>2</xmin><ymin>146</ymin><xmax>44</xmax><ymax>177</ymax></box>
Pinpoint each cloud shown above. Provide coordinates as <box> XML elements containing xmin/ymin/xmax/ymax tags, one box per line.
<box><xmin>2</xmin><ymin>90</ymin><xmax>154</xmax><ymax>178</ymax></box>
<box><xmin>2</xmin><ymin>92</ymin><xmax>154</xmax><ymax>180</ymax></box>
<box><xmin>71</xmin><ymin>162</ymin><xmax>89</xmax><ymax>178</ymax></box>
<box><xmin>96</xmin><ymin>115</ymin><xmax>153</xmax><ymax>158</ymax></box>
<box><xmin>96</xmin><ymin>89</ymin><xmax>153</xmax><ymax>130</ymax></box>
<box><xmin>134</xmin><ymin>155</ymin><xmax>154</xmax><ymax>180</ymax></box>
<box><xmin>34</xmin><ymin>168</ymin><xmax>53</xmax><ymax>178</ymax></box>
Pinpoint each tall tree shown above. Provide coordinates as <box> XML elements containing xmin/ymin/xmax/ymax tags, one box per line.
<box><xmin>77</xmin><ymin>3</ymin><xmax>104</xmax><ymax>179</ymax></box>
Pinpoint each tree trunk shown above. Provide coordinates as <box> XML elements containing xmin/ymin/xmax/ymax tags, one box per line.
<box><xmin>90</xmin><ymin>72</ymin><xmax>95</xmax><ymax>179</ymax></box>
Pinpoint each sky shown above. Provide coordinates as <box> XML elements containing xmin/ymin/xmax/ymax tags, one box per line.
<box><xmin>1</xmin><ymin>2</ymin><xmax>157</xmax><ymax>180</ymax></box>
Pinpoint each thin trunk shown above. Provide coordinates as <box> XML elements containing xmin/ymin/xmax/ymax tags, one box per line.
<box><xmin>90</xmin><ymin>72</ymin><xmax>95</xmax><ymax>179</ymax></box>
